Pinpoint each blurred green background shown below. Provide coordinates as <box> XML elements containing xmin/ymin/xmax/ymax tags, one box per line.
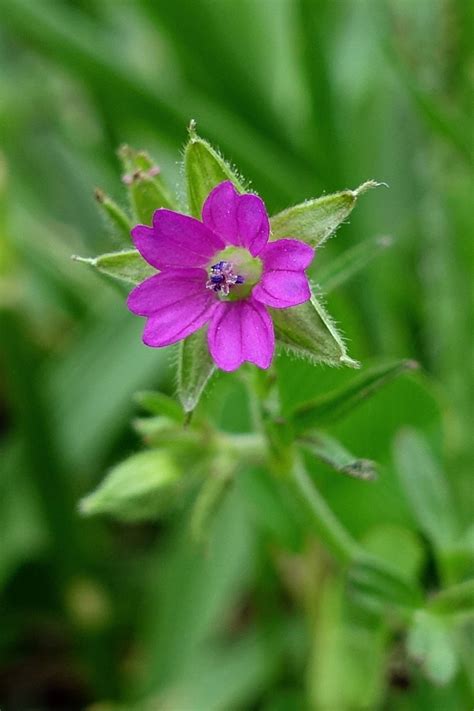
<box><xmin>0</xmin><ymin>0</ymin><xmax>472</xmax><ymax>709</ymax></box>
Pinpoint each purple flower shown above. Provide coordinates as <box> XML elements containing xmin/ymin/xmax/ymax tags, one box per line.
<box><xmin>127</xmin><ymin>181</ymin><xmax>314</xmax><ymax>371</ymax></box>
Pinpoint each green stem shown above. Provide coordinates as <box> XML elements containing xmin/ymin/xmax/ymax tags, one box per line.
<box><xmin>289</xmin><ymin>456</ymin><xmax>361</xmax><ymax>565</ymax></box>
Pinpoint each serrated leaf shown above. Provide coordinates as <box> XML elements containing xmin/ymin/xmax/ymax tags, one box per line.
<box><xmin>270</xmin><ymin>181</ymin><xmax>382</xmax><ymax>248</ymax></box>
<box><xmin>79</xmin><ymin>449</ymin><xmax>181</xmax><ymax>522</ymax></box>
<box><xmin>272</xmin><ymin>294</ymin><xmax>359</xmax><ymax>369</ymax></box>
<box><xmin>393</xmin><ymin>428</ymin><xmax>459</xmax><ymax>551</ymax></box>
<box><xmin>292</xmin><ymin>360</ymin><xmax>418</xmax><ymax>433</ymax></box>
<box><xmin>348</xmin><ymin>555</ymin><xmax>423</xmax><ymax>612</ymax></box>
<box><xmin>177</xmin><ymin>327</ymin><xmax>216</xmax><ymax>413</ymax></box>
<box><xmin>318</xmin><ymin>234</ymin><xmax>394</xmax><ymax>294</ymax></box>
<box><xmin>299</xmin><ymin>431</ymin><xmax>377</xmax><ymax>481</ymax></box>
<box><xmin>118</xmin><ymin>145</ymin><xmax>176</xmax><ymax>223</ymax></box>
<box><xmin>94</xmin><ymin>188</ymin><xmax>132</xmax><ymax>244</ymax></box>
<box><xmin>184</xmin><ymin>127</ymin><xmax>246</xmax><ymax>218</ymax></box>
<box><xmin>72</xmin><ymin>250</ymin><xmax>155</xmax><ymax>285</ymax></box>
<box><xmin>407</xmin><ymin>610</ymin><xmax>458</xmax><ymax>685</ymax></box>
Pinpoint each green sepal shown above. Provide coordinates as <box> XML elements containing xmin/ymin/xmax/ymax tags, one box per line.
<box><xmin>184</xmin><ymin>124</ymin><xmax>246</xmax><ymax>218</ymax></box>
<box><xmin>118</xmin><ymin>144</ymin><xmax>176</xmax><ymax>223</ymax></box>
<box><xmin>407</xmin><ymin>610</ymin><xmax>458</xmax><ymax>685</ymax></box>
<box><xmin>270</xmin><ymin>181</ymin><xmax>382</xmax><ymax>248</ymax></box>
<box><xmin>94</xmin><ymin>188</ymin><xmax>132</xmax><ymax>244</ymax></box>
<box><xmin>271</xmin><ymin>294</ymin><xmax>359</xmax><ymax>369</ymax></box>
<box><xmin>177</xmin><ymin>327</ymin><xmax>216</xmax><ymax>413</ymax></box>
<box><xmin>291</xmin><ymin>360</ymin><xmax>418</xmax><ymax>433</ymax></box>
<box><xmin>299</xmin><ymin>430</ymin><xmax>377</xmax><ymax>481</ymax></box>
<box><xmin>79</xmin><ymin>449</ymin><xmax>181</xmax><ymax>522</ymax></box>
<box><xmin>72</xmin><ymin>250</ymin><xmax>156</xmax><ymax>285</ymax></box>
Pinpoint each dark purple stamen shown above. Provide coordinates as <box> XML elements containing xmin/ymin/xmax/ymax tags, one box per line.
<box><xmin>206</xmin><ymin>261</ymin><xmax>245</xmax><ymax>296</ymax></box>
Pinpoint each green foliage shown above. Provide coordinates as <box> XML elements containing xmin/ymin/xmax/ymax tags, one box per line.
<box><xmin>1</xmin><ymin>1</ymin><xmax>472</xmax><ymax>708</ymax></box>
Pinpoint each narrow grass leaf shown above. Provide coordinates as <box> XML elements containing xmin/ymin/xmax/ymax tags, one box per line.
<box><xmin>292</xmin><ymin>360</ymin><xmax>418</xmax><ymax>433</ymax></box>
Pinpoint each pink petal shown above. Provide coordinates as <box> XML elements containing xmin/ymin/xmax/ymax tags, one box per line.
<box><xmin>259</xmin><ymin>239</ymin><xmax>315</xmax><ymax>271</ymax></box>
<box><xmin>127</xmin><ymin>269</ymin><xmax>216</xmax><ymax>347</ymax></box>
<box><xmin>252</xmin><ymin>270</ymin><xmax>311</xmax><ymax>308</ymax></box>
<box><xmin>202</xmin><ymin>181</ymin><xmax>270</xmax><ymax>256</ymax></box>
<box><xmin>131</xmin><ymin>210</ymin><xmax>225</xmax><ymax>270</ymax></box>
<box><xmin>208</xmin><ymin>298</ymin><xmax>274</xmax><ymax>371</ymax></box>
<box><xmin>252</xmin><ymin>238</ymin><xmax>314</xmax><ymax>309</ymax></box>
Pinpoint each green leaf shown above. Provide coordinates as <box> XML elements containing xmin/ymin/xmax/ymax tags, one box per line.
<box><xmin>72</xmin><ymin>249</ymin><xmax>155</xmax><ymax>285</ymax></box>
<box><xmin>348</xmin><ymin>555</ymin><xmax>423</xmax><ymax>612</ymax></box>
<box><xmin>270</xmin><ymin>181</ymin><xmax>383</xmax><ymax>248</ymax></box>
<box><xmin>318</xmin><ymin>234</ymin><xmax>394</xmax><ymax>294</ymax></box>
<box><xmin>118</xmin><ymin>144</ymin><xmax>176</xmax><ymax>223</ymax></box>
<box><xmin>177</xmin><ymin>327</ymin><xmax>216</xmax><ymax>413</ymax></box>
<box><xmin>190</xmin><ymin>467</ymin><xmax>234</xmax><ymax>544</ymax></box>
<box><xmin>184</xmin><ymin>124</ymin><xmax>246</xmax><ymax>218</ymax></box>
<box><xmin>272</xmin><ymin>294</ymin><xmax>359</xmax><ymax>368</ymax></box>
<box><xmin>362</xmin><ymin>524</ymin><xmax>425</xmax><ymax>583</ymax></box>
<box><xmin>291</xmin><ymin>360</ymin><xmax>418</xmax><ymax>433</ymax></box>
<box><xmin>407</xmin><ymin>610</ymin><xmax>459</xmax><ymax>685</ymax></box>
<box><xmin>134</xmin><ymin>390</ymin><xmax>183</xmax><ymax>421</ymax></box>
<box><xmin>79</xmin><ymin>449</ymin><xmax>181</xmax><ymax>522</ymax></box>
<box><xmin>299</xmin><ymin>431</ymin><xmax>378</xmax><ymax>481</ymax></box>
<box><xmin>428</xmin><ymin>580</ymin><xmax>474</xmax><ymax>618</ymax></box>
<box><xmin>393</xmin><ymin>428</ymin><xmax>459</xmax><ymax>551</ymax></box>
<box><xmin>94</xmin><ymin>188</ymin><xmax>132</xmax><ymax>244</ymax></box>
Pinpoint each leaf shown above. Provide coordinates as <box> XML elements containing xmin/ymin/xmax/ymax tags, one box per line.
<box><xmin>72</xmin><ymin>250</ymin><xmax>155</xmax><ymax>285</ymax></box>
<box><xmin>184</xmin><ymin>124</ymin><xmax>246</xmax><ymax>218</ymax></box>
<box><xmin>134</xmin><ymin>390</ymin><xmax>183</xmax><ymax>421</ymax></box>
<box><xmin>407</xmin><ymin>610</ymin><xmax>459</xmax><ymax>685</ymax></box>
<box><xmin>177</xmin><ymin>327</ymin><xmax>216</xmax><ymax>413</ymax></box>
<box><xmin>118</xmin><ymin>144</ymin><xmax>176</xmax><ymax>223</ymax></box>
<box><xmin>79</xmin><ymin>449</ymin><xmax>181</xmax><ymax>522</ymax></box>
<box><xmin>299</xmin><ymin>431</ymin><xmax>378</xmax><ymax>481</ymax></box>
<box><xmin>271</xmin><ymin>294</ymin><xmax>360</xmax><ymax>368</ymax></box>
<box><xmin>94</xmin><ymin>188</ymin><xmax>132</xmax><ymax>244</ymax></box>
<box><xmin>291</xmin><ymin>360</ymin><xmax>418</xmax><ymax>433</ymax></box>
<box><xmin>318</xmin><ymin>234</ymin><xmax>394</xmax><ymax>294</ymax></box>
<box><xmin>190</xmin><ymin>467</ymin><xmax>234</xmax><ymax>544</ymax></box>
<box><xmin>270</xmin><ymin>181</ymin><xmax>383</xmax><ymax>248</ymax></box>
<box><xmin>362</xmin><ymin>524</ymin><xmax>425</xmax><ymax>583</ymax></box>
<box><xmin>393</xmin><ymin>428</ymin><xmax>459</xmax><ymax>551</ymax></box>
<box><xmin>428</xmin><ymin>580</ymin><xmax>474</xmax><ymax>618</ymax></box>
<box><xmin>348</xmin><ymin>555</ymin><xmax>423</xmax><ymax>612</ymax></box>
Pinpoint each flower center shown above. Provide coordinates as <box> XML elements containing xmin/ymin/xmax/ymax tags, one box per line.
<box><xmin>206</xmin><ymin>247</ymin><xmax>263</xmax><ymax>301</ymax></box>
<box><xmin>206</xmin><ymin>261</ymin><xmax>245</xmax><ymax>296</ymax></box>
